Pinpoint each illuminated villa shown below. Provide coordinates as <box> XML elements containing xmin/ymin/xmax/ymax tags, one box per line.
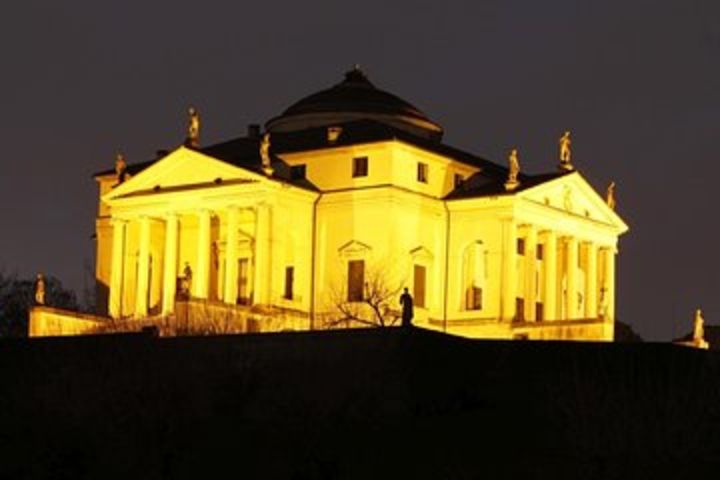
<box><xmin>30</xmin><ymin>68</ymin><xmax>628</xmax><ymax>340</ymax></box>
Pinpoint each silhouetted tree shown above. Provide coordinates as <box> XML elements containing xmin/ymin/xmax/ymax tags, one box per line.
<box><xmin>0</xmin><ymin>272</ymin><xmax>78</xmax><ymax>337</ymax></box>
<box><xmin>326</xmin><ymin>262</ymin><xmax>405</xmax><ymax>328</ymax></box>
<box><xmin>613</xmin><ymin>320</ymin><xmax>643</xmax><ymax>342</ymax></box>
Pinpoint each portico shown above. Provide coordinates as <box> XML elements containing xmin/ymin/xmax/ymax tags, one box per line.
<box><xmin>501</xmin><ymin>223</ymin><xmax>616</xmax><ymax>325</ymax></box>
<box><xmin>107</xmin><ymin>202</ymin><xmax>277</xmax><ymax>320</ymax></box>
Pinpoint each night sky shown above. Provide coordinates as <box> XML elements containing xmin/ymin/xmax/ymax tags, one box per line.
<box><xmin>0</xmin><ymin>1</ymin><xmax>717</xmax><ymax>340</ymax></box>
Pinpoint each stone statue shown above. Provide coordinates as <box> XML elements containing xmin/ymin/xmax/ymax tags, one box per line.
<box><xmin>559</xmin><ymin>131</ymin><xmax>574</xmax><ymax>171</ymax></box>
<box><xmin>180</xmin><ymin>262</ymin><xmax>193</xmax><ymax>297</ymax></box>
<box><xmin>504</xmin><ymin>148</ymin><xmax>520</xmax><ymax>191</ymax></box>
<box><xmin>114</xmin><ymin>152</ymin><xmax>127</xmax><ymax>184</ymax></box>
<box><xmin>260</xmin><ymin>133</ymin><xmax>274</xmax><ymax>176</ymax></box>
<box><xmin>606</xmin><ymin>181</ymin><xmax>616</xmax><ymax>210</ymax></box>
<box><xmin>35</xmin><ymin>273</ymin><xmax>46</xmax><ymax>305</ymax></box>
<box><xmin>693</xmin><ymin>309</ymin><xmax>706</xmax><ymax>345</ymax></box>
<box><xmin>186</xmin><ymin>107</ymin><xmax>200</xmax><ymax>148</ymax></box>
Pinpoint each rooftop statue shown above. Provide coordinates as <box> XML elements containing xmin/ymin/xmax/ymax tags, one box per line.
<box><xmin>260</xmin><ymin>133</ymin><xmax>274</xmax><ymax>176</ymax></box>
<box><xmin>606</xmin><ymin>181</ymin><xmax>616</xmax><ymax>210</ymax></box>
<box><xmin>504</xmin><ymin>148</ymin><xmax>520</xmax><ymax>191</ymax></box>
<box><xmin>693</xmin><ymin>309</ymin><xmax>709</xmax><ymax>349</ymax></box>
<box><xmin>114</xmin><ymin>152</ymin><xmax>127</xmax><ymax>184</ymax></box>
<box><xmin>559</xmin><ymin>131</ymin><xmax>574</xmax><ymax>171</ymax></box>
<box><xmin>186</xmin><ymin>107</ymin><xmax>200</xmax><ymax>148</ymax></box>
<box><xmin>35</xmin><ymin>273</ymin><xmax>45</xmax><ymax>305</ymax></box>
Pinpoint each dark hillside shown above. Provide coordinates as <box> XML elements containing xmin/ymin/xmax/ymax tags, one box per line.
<box><xmin>0</xmin><ymin>329</ymin><xmax>718</xmax><ymax>479</ymax></box>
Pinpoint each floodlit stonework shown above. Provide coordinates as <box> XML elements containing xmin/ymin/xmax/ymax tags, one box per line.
<box><xmin>30</xmin><ymin>68</ymin><xmax>628</xmax><ymax>339</ymax></box>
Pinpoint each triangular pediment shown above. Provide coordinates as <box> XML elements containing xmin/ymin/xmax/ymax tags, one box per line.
<box><xmin>520</xmin><ymin>172</ymin><xmax>628</xmax><ymax>233</ymax></box>
<box><xmin>103</xmin><ymin>146</ymin><xmax>262</xmax><ymax>202</ymax></box>
<box><xmin>409</xmin><ymin>246</ymin><xmax>434</xmax><ymax>260</ymax></box>
<box><xmin>338</xmin><ymin>240</ymin><xmax>372</xmax><ymax>258</ymax></box>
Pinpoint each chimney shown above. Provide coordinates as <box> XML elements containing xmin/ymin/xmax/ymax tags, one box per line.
<box><xmin>247</xmin><ymin>124</ymin><xmax>261</xmax><ymax>138</ymax></box>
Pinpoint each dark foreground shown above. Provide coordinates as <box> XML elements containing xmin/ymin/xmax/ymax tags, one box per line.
<box><xmin>1</xmin><ymin>328</ymin><xmax>719</xmax><ymax>479</ymax></box>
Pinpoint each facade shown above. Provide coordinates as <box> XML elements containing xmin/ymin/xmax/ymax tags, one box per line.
<box><xmin>30</xmin><ymin>68</ymin><xmax>628</xmax><ymax>339</ymax></box>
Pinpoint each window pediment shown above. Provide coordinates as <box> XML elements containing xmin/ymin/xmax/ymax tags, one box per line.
<box><xmin>409</xmin><ymin>246</ymin><xmax>434</xmax><ymax>261</ymax></box>
<box><xmin>338</xmin><ymin>240</ymin><xmax>372</xmax><ymax>259</ymax></box>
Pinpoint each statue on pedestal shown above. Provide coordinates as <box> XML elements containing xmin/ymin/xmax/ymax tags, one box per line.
<box><xmin>504</xmin><ymin>148</ymin><xmax>520</xmax><ymax>191</ymax></box>
<box><xmin>693</xmin><ymin>309</ymin><xmax>709</xmax><ymax>349</ymax></box>
<box><xmin>558</xmin><ymin>131</ymin><xmax>574</xmax><ymax>171</ymax></box>
<box><xmin>260</xmin><ymin>133</ymin><xmax>274</xmax><ymax>176</ymax></box>
<box><xmin>114</xmin><ymin>152</ymin><xmax>127</xmax><ymax>185</ymax></box>
<box><xmin>35</xmin><ymin>273</ymin><xmax>46</xmax><ymax>305</ymax></box>
<box><xmin>186</xmin><ymin>107</ymin><xmax>200</xmax><ymax>148</ymax></box>
<box><xmin>606</xmin><ymin>181</ymin><xmax>616</xmax><ymax>210</ymax></box>
<box><xmin>180</xmin><ymin>262</ymin><xmax>193</xmax><ymax>298</ymax></box>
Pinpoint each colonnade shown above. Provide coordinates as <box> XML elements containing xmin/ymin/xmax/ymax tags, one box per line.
<box><xmin>108</xmin><ymin>204</ymin><xmax>272</xmax><ymax>319</ymax></box>
<box><xmin>501</xmin><ymin>221</ymin><xmax>616</xmax><ymax>323</ymax></box>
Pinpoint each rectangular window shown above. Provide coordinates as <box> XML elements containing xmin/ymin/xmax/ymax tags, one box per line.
<box><xmin>535</xmin><ymin>302</ymin><xmax>544</xmax><ymax>321</ymax></box>
<box><xmin>517</xmin><ymin>238</ymin><xmax>526</xmax><ymax>255</ymax></box>
<box><xmin>536</xmin><ymin>244</ymin><xmax>544</xmax><ymax>260</ymax></box>
<box><xmin>515</xmin><ymin>298</ymin><xmax>525</xmax><ymax>322</ymax></box>
<box><xmin>454</xmin><ymin>173</ymin><xmax>464</xmax><ymax>188</ymax></box>
<box><xmin>347</xmin><ymin>260</ymin><xmax>365</xmax><ymax>302</ymax></box>
<box><xmin>237</xmin><ymin>258</ymin><xmax>249</xmax><ymax>305</ymax></box>
<box><xmin>284</xmin><ymin>266</ymin><xmax>294</xmax><ymax>300</ymax></box>
<box><xmin>413</xmin><ymin>264</ymin><xmax>426</xmax><ymax>308</ymax></box>
<box><xmin>417</xmin><ymin>162</ymin><xmax>428</xmax><ymax>183</ymax></box>
<box><xmin>352</xmin><ymin>157</ymin><xmax>368</xmax><ymax>177</ymax></box>
<box><xmin>466</xmin><ymin>286</ymin><xmax>482</xmax><ymax>310</ymax></box>
<box><xmin>290</xmin><ymin>164</ymin><xmax>306</xmax><ymax>180</ymax></box>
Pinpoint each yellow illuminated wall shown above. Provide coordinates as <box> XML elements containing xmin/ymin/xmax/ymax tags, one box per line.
<box><xmin>34</xmin><ymin>140</ymin><xmax>627</xmax><ymax>340</ymax></box>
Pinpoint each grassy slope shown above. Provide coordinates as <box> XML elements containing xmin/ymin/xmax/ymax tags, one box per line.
<box><xmin>1</xmin><ymin>328</ymin><xmax>719</xmax><ymax>479</ymax></box>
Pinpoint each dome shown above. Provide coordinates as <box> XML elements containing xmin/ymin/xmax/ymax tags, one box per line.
<box><xmin>265</xmin><ymin>67</ymin><xmax>444</xmax><ymax>141</ymax></box>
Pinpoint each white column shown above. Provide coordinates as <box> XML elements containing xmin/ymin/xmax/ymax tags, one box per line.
<box><xmin>543</xmin><ymin>231</ymin><xmax>557</xmax><ymax>321</ymax></box>
<box><xmin>224</xmin><ymin>207</ymin><xmax>240</xmax><ymax>304</ymax></box>
<box><xmin>501</xmin><ymin>219</ymin><xmax>517</xmax><ymax>321</ymax></box>
<box><xmin>109</xmin><ymin>218</ymin><xmax>126</xmax><ymax>319</ymax></box>
<box><xmin>162</xmin><ymin>213</ymin><xmax>178</xmax><ymax>314</ymax></box>
<box><xmin>195</xmin><ymin>209</ymin><xmax>211</xmax><ymax>299</ymax></box>
<box><xmin>566</xmin><ymin>236</ymin><xmax>578</xmax><ymax>319</ymax></box>
<box><xmin>602</xmin><ymin>247</ymin><xmax>616</xmax><ymax>322</ymax></box>
<box><xmin>135</xmin><ymin>216</ymin><xmax>151</xmax><ymax>318</ymax></box>
<box><xmin>524</xmin><ymin>225</ymin><xmax>537</xmax><ymax>321</ymax></box>
<box><xmin>253</xmin><ymin>203</ymin><xmax>271</xmax><ymax>305</ymax></box>
<box><xmin>585</xmin><ymin>242</ymin><xmax>598</xmax><ymax>319</ymax></box>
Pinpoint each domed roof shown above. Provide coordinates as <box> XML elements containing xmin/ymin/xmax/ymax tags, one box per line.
<box><xmin>265</xmin><ymin>67</ymin><xmax>444</xmax><ymax>141</ymax></box>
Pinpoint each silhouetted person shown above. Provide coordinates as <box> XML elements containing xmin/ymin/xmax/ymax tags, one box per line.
<box><xmin>399</xmin><ymin>287</ymin><xmax>414</xmax><ymax>328</ymax></box>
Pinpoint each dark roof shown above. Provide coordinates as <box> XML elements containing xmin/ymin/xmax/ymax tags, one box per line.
<box><xmin>280</xmin><ymin>68</ymin><xmax>432</xmax><ymax>123</ymax></box>
<box><xmin>445</xmin><ymin>171</ymin><xmax>570</xmax><ymax>200</ymax></box>
<box><xmin>95</xmin><ymin>119</ymin><xmax>564</xmax><ymax>199</ymax></box>
<box><xmin>265</xmin><ymin>68</ymin><xmax>444</xmax><ymax>140</ymax></box>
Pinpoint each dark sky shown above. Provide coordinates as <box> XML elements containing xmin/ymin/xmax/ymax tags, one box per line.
<box><xmin>0</xmin><ymin>1</ymin><xmax>717</xmax><ymax>340</ymax></box>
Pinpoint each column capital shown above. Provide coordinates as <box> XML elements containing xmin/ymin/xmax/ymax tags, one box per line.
<box><xmin>110</xmin><ymin>217</ymin><xmax>128</xmax><ymax>226</ymax></box>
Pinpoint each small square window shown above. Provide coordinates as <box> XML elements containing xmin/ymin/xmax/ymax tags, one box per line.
<box><xmin>454</xmin><ymin>173</ymin><xmax>464</xmax><ymax>188</ymax></box>
<box><xmin>352</xmin><ymin>157</ymin><xmax>368</xmax><ymax>177</ymax></box>
<box><xmin>466</xmin><ymin>286</ymin><xmax>482</xmax><ymax>310</ymax></box>
<box><xmin>517</xmin><ymin>238</ymin><xmax>525</xmax><ymax>255</ymax></box>
<box><xmin>417</xmin><ymin>162</ymin><xmax>428</xmax><ymax>183</ymax></box>
<box><xmin>290</xmin><ymin>164</ymin><xmax>306</xmax><ymax>180</ymax></box>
